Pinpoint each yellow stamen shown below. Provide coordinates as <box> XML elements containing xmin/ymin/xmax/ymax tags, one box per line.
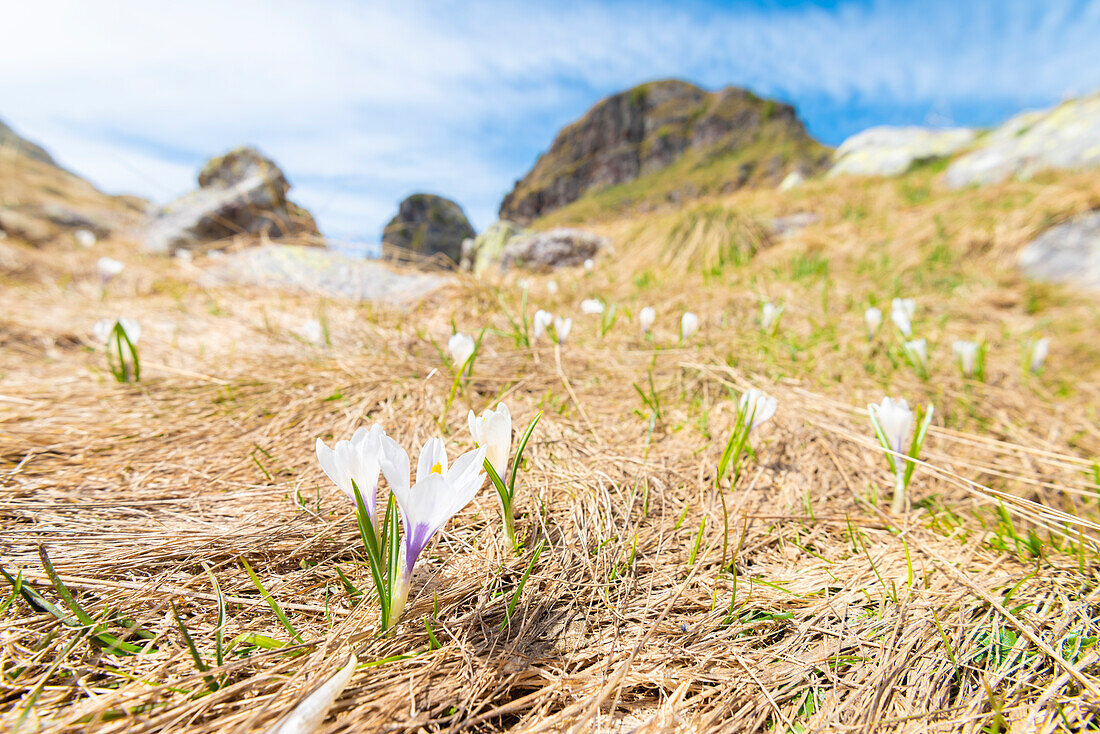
<box><xmin>430</xmin><ymin>462</ymin><xmax>443</xmax><ymax>475</ymax></box>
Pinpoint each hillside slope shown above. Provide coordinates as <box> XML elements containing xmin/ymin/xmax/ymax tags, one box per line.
<box><xmin>499</xmin><ymin>79</ymin><xmax>829</xmax><ymax>224</ymax></box>
<box><xmin>0</xmin><ymin>117</ymin><xmax>145</xmax><ymax>244</ymax></box>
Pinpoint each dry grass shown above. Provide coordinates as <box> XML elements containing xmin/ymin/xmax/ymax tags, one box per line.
<box><xmin>2</xmin><ymin>162</ymin><xmax>1100</xmax><ymax>733</ymax></box>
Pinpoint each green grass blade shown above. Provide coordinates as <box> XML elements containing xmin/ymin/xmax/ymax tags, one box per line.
<box><xmin>38</xmin><ymin>547</ymin><xmax>95</xmax><ymax>625</ymax></box>
<box><xmin>0</xmin><ymin>569</ymin><xmax>21</xmax><ymax>615</ymax></box>
<box><xmin>688</xmin><ymin>516</ymin><xmax>706</xmax><ymax>566</ymax></box>
<box><xmin>868</xmin><ymin>408</ymin><xmax>899</xmax><ymax>476</ymax></box>
<box><xmin>240</xmin><ymin>558</ymin><xmax>303</xmax><ymax>644</ymax></box>
<box><xmin>203</xmin><ymin>564</ymin><xmax>225</xmax><ymax>668</ymax></box>
<box><xmin>903</xmin><ymin>405</ymin><xmax>935</xmax><ymax>487</ymax></box>
<box><xmin>500</xmin><ymin>541</ymin><xmax>546</xmax><ymax>631</ymax></box>
<box><xmin>508</xmin><ymin>411</ymin><xmax>542</xmax><ymax>492</ymax></box>
<box><xmin>335</xmin><ymin>566</ymin><xmax>362</xmax><ymax>599</ymax></box>
<box><xmin>424</xmin><ymin>618</ymin><xmax>442</xmax><ymax>650</ymax></box>
<box><xmin>484</xmin><ymin>457</ymin><xmax>512</xmax><ymax>510</ymax></box>
<box><xmin>385</xmin><ymin>494</ymin><xmax>400</xmax><ymax>626</ymax></box>
<box><xmin>352</xmin><ymin>479</ymin><xmax>389</xmax><ymax>623</ymax></box>
<box><xmin>171</xmin><ymin>601</ymin><xmax>218</xmax><ymax>692</ymax></box>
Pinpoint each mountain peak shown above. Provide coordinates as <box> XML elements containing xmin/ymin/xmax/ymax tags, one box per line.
<box><xmin>499</xmin><ymin>80</ymin><xmax>828</xmax><ymax>223</ymax></box>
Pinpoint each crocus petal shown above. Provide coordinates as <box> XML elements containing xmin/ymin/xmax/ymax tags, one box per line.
<box><xmin>554</xmin><ymin>317</ymin><xmax>572</xmax><ymax>342</ymax></box>
<box><xmin>379</xmin><ymin>435</ymin><xmax>411</xmax><ymax>494</ymax></box>
<box><xmin>864</xmin><ymin>307</ymin><xmax>882</xmax><ymax>334</ymax></box>
<box><xmin>740</xmin><ymin>389</ymin><xmax>777</xmax><ymax>429</ymax></box>
<box><xmin>1030</xmin><ymin>338</ymin><xmax>1050</xmax><ymax>372</ymax></box>
<box><xmin>681</xmin><ymin>312</ymin><xmax>699</xmax><ymax>340</ymax></box>
<box><xmin>533</xmin><ymin>310</ymin><xmax>552</xmax><ymax>340</ymax></box>
<box><xmin>392</xmin><ymin>445</ymin><xmax>486</xmax><ymax>576</ymax></box>
<box><xmin>873</xmin><ymin>397</ymin><xmax>913</xmax><ymax>456</ymax></box>
<box><xmin>448</xmin><ymin>333</ymin><xmax>475</xmax><ymax>367</ymax></box>
<box><xmin>581</xmin><ymin>299</ymin><xmax>604</xmax><ymax>315</ymax></box>
<box><xmin>94</xmin><ymin>319</ymin><xmax>113</xmax><ymax>343</ymax></box>
<box><xmin>639</xmin><ymin>307</ymin><xmax>655</xmax><ymax>332</ymax></box>
<box><xmin>470</xmin><ymin>403</ymin><xmax>511</xmax><ymax>480</ymax></box>
<box><xmin>316</xmin><ymin>438</ymin><xmax>350</xmax><ymax>498</ymax></box>
<box><xmin>448</xmin><ymin>445</ymin><xmax>487</xmax><ymax>489</ymax></box>
<box><xmin>416</xmin><ymin>437</ymin><xmax>449</xmax><ymax>483</ymax></box>
<box><xmin>117</xmin><ymin>319</ymin><xmax>141</xmax><ymax>344</ymax></box>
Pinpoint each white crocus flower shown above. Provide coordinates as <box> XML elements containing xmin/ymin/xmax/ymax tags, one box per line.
<box><xmin>448</xmin><ymin>332</ymin><xmax>475</xmax><ymax>368</ymax></box>
<box><xmin>583</xmin><ymin>258</ymin><xmax>595</xmax><ymax>273</ymax></box>
<box><xmin>93</xmin><ymin>319</ymin><xmax>113</xmax><ymax>343</ymax></box>
<box><xmin>681</xmin><ymin>312</ymin><xmax>699</xmax><ymax>341</ymax></box>
<box><xmin>301</xmin><ymin>320</ymin><xmax>324</xmax><ymax>345</ymax></box>
<box><xmin>739</xmin><ymin>389</ymin><xmax>777</xmax><ymax>430</ymax></box>
<box><xmin>553</xmin><ymin>316</ymin><xmax>572</xmax><ymax>343</ymax></box>
<box><xmin>95</xmin><ymin>318</ymin><xmax>140</xmax><ymax>344</ymax></box>
<box><xmin>760</xmin><ymin>302</ymin><xmax>784</xmax><ymax>332</ymax></box>
<box><xmin>97</xmin><ymin>256</ymin><xmax>124</xmax><ymax>282</ymax></box>
<box><xmin>1030</xmin><ymin>337</ymin><xmax>1050</xmax><ymax>373</ymax></box>
<box><xmin>315</xmin><ymin>424</ymin><xmax>387</xmax><ymax>523</ymax></box>
<box><xmin>891</xmin><ymin>298</ymin><xmax>915</xmax><ymax>337</ymax></box>
<box><xmin>953</xmin><ymin>340</ymin><xmax>979</xmax><ymax>377</ymax></box>
<box><xmin>468</xmin><ymin>403</ymin><xmax>512</xmax><ymax>481</ymax></box>
<box><xmin>547</xmin><ymin>280</ymin><xmax>559</xmax><ymax>295</ymax></box>
<box><xmin>379</xmin><ymin>436</ymin><xmax>486</xmax><ymax>622</ymax></box>
<box><xmin>864</xmin><ymin>307</ymin><xmax>883</xmax><ymax>338</ymax></box>
<box><xmin>532</xmin><ymin>310</ymin><xmax>553</xmax><ymax>341</ymax></box>
<box><xmin>904</xmin><ymin>338</ymin><xmax>928</xmax><ymax>372</ymax></box>
<box><xmin>869</xmin><ymin>397</ymin><xmax>913</xmax><ymax>470</ymax></box>
<box><xmin>581</xmin><ymin>299</ymin><xmax>605</xmax><ymax>315</ymax></box>
<box><xmin>639</xmin><ymin>306</ymin><xmax>656</xmax><ymax>333</ymax></box>
<box><xmin>74</xmin><ymin>229</ymin><xmax>97</xmax><ymax>248</ymax></box>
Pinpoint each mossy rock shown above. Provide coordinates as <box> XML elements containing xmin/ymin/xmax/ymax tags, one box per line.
<box><xmin>381</xmin><ymin>194</ymin><xmax>476</xmax><ymax>265</ymax></box>
<box><xmin>499</xmin><ymin>79</ymin><xmax>828</xmax><ymax>223</ymax></box>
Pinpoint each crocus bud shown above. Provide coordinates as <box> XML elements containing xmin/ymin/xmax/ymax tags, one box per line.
<box><xmin>468</xmin><ymin>403</ymin><xmax>512</xmax><ymax>481</ymax></box>
<box><xmin>681</xmin><ymin>312</ymin><xmax>699</xmax><ymax>341</ymax></box>
<box><xmin>448</xmin><ymin>332</ymin><xmax>475</xmax><ymax>368</ymax></box>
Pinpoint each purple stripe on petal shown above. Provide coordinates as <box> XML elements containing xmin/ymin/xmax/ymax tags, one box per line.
<box><xmin>404</xmin><ymin>521</ymin><xmax>436</xmax><ymax>577</ymax></box>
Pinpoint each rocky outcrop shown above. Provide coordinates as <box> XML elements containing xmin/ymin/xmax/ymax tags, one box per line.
<box><xmin>499</xmin><ymin>80</ymin><xmax>828</xmax><ymax>223</ymax></box>
<box><xmin>460</xmin><ymin>220</ymin><xmax>527</xmax><ymax>275</ymax></box>
<box><xmin>770</xmin><ymin>212</ymin><xmax>821</xmax><ymax>238</ymax></box>
<box><xmin>0</xmin><ymin>117</ymin><xmax>56</xmax><ymax>166</ymax></box>
<box><xmin>498</xmin><ymin>228</ymin><xmax>608</xmax><ymax>270</ymax></box>
<box><xmin>143</xmin><ymin>146</ymin><xmax>321</xmax><ymax>254</ymax></box>
<box><xmin>945</xmin><ymin>93</ymin><xmax>1100</xmax><ymax>187</ymax></box>
<box><xmin>0</xmin><ymin>117</ymin><xmax>145</xmax><ymax>245</ymax></box>
<box><xmin>381</xmin><ymin>194</ymin><xmax>475</xmax><ymax>265</ymax></box>
<box><xmin>206</xmin><ymin>243</ymin><xmax>446</xmax><ymax>305</ymax></box>
<box><xmin>1018</xmin><ymin>211</ymin><xmax>1100</xmax><ymax>292</ymax></box>
<box><xmin>828</xmin><ymin>127</ymin><xmax>975</xmax><ymax>178</ymax></box>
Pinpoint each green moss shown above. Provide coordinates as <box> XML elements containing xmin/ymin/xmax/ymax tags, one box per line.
<box><xmin>535</xmin><ymin>130</ymin><xmax>827</xmax><ymax>227</ymax></box>
<box><xmin>503</xmin><ymin>80</ymin><xmax>829</xmax><ymax>223</ymax></box>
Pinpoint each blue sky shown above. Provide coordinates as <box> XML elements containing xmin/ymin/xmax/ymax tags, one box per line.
<box><xmin>2</xmin><ymin>0</ymin><xmax>1099</xmax><ymax>247</ymax></box>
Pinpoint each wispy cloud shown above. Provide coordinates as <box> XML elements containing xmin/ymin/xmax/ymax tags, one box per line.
<box><xmin>1</xmin><ymin>0</ymin><xmax>1098</xmax><ymax>241</ymax></box>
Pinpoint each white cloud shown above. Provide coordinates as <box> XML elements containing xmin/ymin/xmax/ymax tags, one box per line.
<box><xmin>1</xmin><ymin>0</ymin><xmax>1098</xmax><ymax>241</ymax></box>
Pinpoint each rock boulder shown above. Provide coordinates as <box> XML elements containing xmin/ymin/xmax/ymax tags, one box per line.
<box><xmin>206</xmin><ymin>243</ymin><xmax>447</xmax><ymax>305</ymax></box>
<box><xmin>460</xmin><ymin>220</ymin><xmax>527</xmax><ymax>275</ymax></box>
<box><xmin>945</xmin><ymin>94</ymin><xmax>1100</xmax><ymax>187</ymax></box>
<box><xmin>828</xmin><ymin>126</ymin><xmax>975</xmax><ymax>178</ymax></box>
<box><xmin>499</xmin><ymin>228</ymin><xmax>608</xmax><ymax>270</ymax></box>
<box><xmin>1018</xmin><ymin>211</ymin><xmax>1100</xmax><ymax>292</ymax></box>
<box><xmin>381</xmin><ymin>194</ymin><xmax>475</xmax><ymax>265</ymax></box>
<box><xmin>143</xmin><ymin>146</ymin><xmax>320</xmax><ymax>254</ymax></box>
<box><xmin>499</xmin><ymin>80</ymin><xmax>829</xmax><ymax>223</ymax></box>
